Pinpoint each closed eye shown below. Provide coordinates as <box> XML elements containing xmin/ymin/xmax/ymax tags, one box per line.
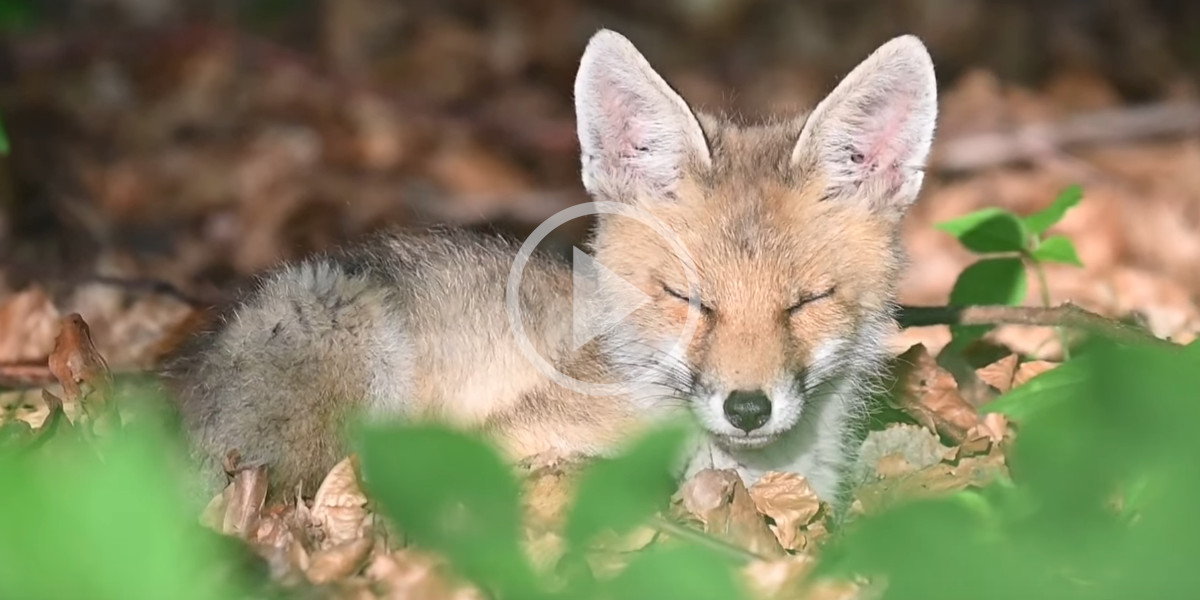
<box><xmin>662</xmin><ymin>283</ymin><xmax>713</xmax><ymax>314</ymax></box>
<box><xmin>787</xmin><ymin>287</ymin><xmax>836</xmax><ymax>313</ymax></box>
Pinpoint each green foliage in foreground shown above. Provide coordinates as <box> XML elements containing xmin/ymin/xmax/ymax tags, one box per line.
<box><xmin>821</xmin><ymin>338</ymin><xmax>1200</xmax><ymax>599</ymax></box>
<box><xmin>0</xmin><ymin>393</ymin><xmax>251</xmax><ymax>600</ymax></box>
<box><xmin>2</xmin><ymin>336</ymin><xmax>1197</xmax><ymax>600</ymax></box>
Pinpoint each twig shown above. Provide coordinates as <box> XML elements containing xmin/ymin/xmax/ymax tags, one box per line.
<box><xmin>898</xmin><ymin>303</ymin><xmax>1179</xmax><ymax>350</ymax></box>
<box><xmin>649</xmin><ymin>515</ymin><xmax>766</xmax><ymax>565</ymax></box>
<box><xmin>84</xmin><ymin>276</ymin><xmax>215</xmax><ymax>307</ymax></box>
<box><xmin>932</xmin><ymin>102</ymin><xmax>1200</xmax><ymax>173</ymax></box>
<box><xmin>0</xmin><ymin>363</ymin><xmax>55</xmax><ymax>389</ymax></box>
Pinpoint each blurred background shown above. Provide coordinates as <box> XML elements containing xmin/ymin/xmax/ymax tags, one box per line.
<box><xmin>2</xmin><ymin>0</ymin><xmax>1200</xmax><ymax>372</ymax></box>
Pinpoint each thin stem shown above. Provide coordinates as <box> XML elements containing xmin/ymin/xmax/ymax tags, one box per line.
<box><xmin>649</xmin><ymin>515</ymin><xmax>766</xmax><ymax>565</ymax></box>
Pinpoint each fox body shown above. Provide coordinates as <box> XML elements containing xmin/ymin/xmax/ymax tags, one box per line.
<box><xmin>168</xmin><ymin>30</ymin><xmax>938</xmax><ymax>504</ymax></box>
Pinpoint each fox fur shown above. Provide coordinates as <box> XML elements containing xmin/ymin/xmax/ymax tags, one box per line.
<box><xmin>166</xmin><ymin>30</ymin><xmax>938</xmax><ymax>505</ymax></box>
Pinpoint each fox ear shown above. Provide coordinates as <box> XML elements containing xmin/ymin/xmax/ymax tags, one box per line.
<box><xmin>792</xmin><ymin>35</ymin><xmax>937</xmax><ymax>219</ymax></box>
<box><xmin>574</xmin><ymin>29</ymin><xmax>711</xmax><ymax>201</ymax></box>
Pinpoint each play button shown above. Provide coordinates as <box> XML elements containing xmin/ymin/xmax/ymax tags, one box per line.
<box><xmin>571</xmin><ymin>247</ymin><xmax>652</xmax><ymax>350</ymax></box>
<box><xmin>506</xmin><ymin>200</ymin><xmax>700</xmax><ymax>397</ymax></box>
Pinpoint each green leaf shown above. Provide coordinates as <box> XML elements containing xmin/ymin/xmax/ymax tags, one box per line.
<box><xmin>357</xmin><ymin>424</ymin><xmax>539</xmax><ymax>596</ymax></box>
<box><xmin>0</xmin><ymin>420</ymin><xmax>246</xmax><ymax>600</ymax></box>
<box><xmin>948</xmin><ymin>258</ymin><xmax>1028</xmax><ymax>347</ymax></box>
<box><xmin>1023</xmin><ymin>185</ymin><xmax>1083</xmax><ymax>235</ymax></box>
<box><xmin>935</xmin><ymin>208</ymin><xmax>1030</xmax><ymax>254</ymax></box>
<box><xmin>0</xmin><ymin>112</ymin><xmax>8</xmax><ymax>155</ymax></box>
<box><xmin>983</xmin><ymin>357</ymin><xmax>1088</xmax><ymax>422</ymax></box>
<box><xmin>605</xmin><ymin>544</ymin><xmax>746</xmax><ymax>600</ymax></box>
<box><xmin>1031</xmin><ymin>235</ymin><xmax>1083</xmax><ymax>266</ymax></box>
<box><xmin>565</xmin><ymin>425</ymin><xmax>690</xmax><ymax>551</ymax></box>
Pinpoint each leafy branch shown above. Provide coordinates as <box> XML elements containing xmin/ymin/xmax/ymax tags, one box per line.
<box><xmin>934</xmin><ymin>185</ymin><xmax>1085</xmax><ymax>352</ymax></box>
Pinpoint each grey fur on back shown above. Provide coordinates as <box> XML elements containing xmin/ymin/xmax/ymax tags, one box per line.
<box><xmin>165</xmin><ymin>228</ymin><xmax>575</xmax><ymax>496</ymax></box>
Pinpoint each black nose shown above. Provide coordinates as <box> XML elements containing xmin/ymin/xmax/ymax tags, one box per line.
<box><xmin>723</xmin><ymin>390</ymin><xmax>771</xmax><ymax>432</ymax></box>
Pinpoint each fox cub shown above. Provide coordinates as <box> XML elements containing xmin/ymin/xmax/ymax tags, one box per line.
<box><xmin>167</xmin><ymin>30</ymin><xmax>937</xmax><ymax>504</ymax></box>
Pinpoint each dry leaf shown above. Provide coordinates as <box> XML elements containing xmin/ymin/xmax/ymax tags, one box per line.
<box><xmin>221</xmin><ymin>463</ymin><xmax>270</xmax><ymax>538</ymax></box>
<box><xmin>306</xmin><ymin>538</ymin><xmax>374</xmax><ymax>584</ymax></box>
<box><xmin>47</xmin><ymin>314</ymin><xmax>114</xmax><ymax>429</ymax></box>
<box><xmin>1013</xmin><ymin>360</ymin><xmax>1059</xmax><ymax>388</ymax></box>
<box><xmin>366</xmin><ymin>549</ymin><xmax>484</xmax><ymax>600</ymax></box>
<box><xmin>311</xmin><ymin>455</ymin><xmax>369</xmax><ymax>548</ymax></box>
<box><xmin>0</xmin><ymin>287</ymin><xmax>60</xmax><ymax>363</ymax></box>
<box><xmin>874</xmin><ymin>453</ymin><xmax>920</xmax><ymax>479</ymax></box>
<box><xmin>742</xmin><ymin>555</ymin><xmax>817</xmax><ymax>599</ymax></box>
<box><xmin>891</xmin><ymin>344</ymin><xmax>979</xmax><ymax>443</ymax></box>
<box><xmin>677</xmin><ymin>469</ymin><xmax>785</xmax><ymax>558</ymax></box>
<box><xmin>976</xmin><ymin>353</ymin><xmax>1020</xmax><ymax>393</ymax></box>
<box><xmin>519</xmin><ymin>452</ymin><xmax>584</xmax><ymax>532</ymax></box>
<box><xmin>854</xmin><ymin>451</ymin><xmax>1008</xmax><ymax>515</ymax></box>
<box><xmin>748</xmin><ymin>472</ymin><xmax>824</xmax><ymax>552</ymax></box>
<box><xmin>854</xmin><ymin>423</ymin><xmax>955</xmax><ymax>486</ymax></box>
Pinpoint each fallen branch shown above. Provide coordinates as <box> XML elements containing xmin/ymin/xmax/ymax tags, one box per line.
<box><xmin>0</xmin><ymin>363</ymin><xmax>55</xmax><ymax>390</ymax></box>
<box><xmin>932</xmin><ymin>102</ymin><xmax>1200</xmax><ymax>173</ymax></box>
<box><xmin>898</xmin><ymin>303</ymin><xmax>1179</xmax><ymax>350</ymax></box>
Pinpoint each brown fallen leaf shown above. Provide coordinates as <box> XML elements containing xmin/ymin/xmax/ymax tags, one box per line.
<box><xmin>676</xmin><ymin>469</ymin><xmax>784</xmax><ymax>558</ymax></box>
<box><xmin>1013</xmin><ymin>360</ymin><xmax>1059</xmax><ymax>388</ymax></box>
<box><xmin>366</xmin><ymin>549</ymin><xmax>484</xmax><ymax>600</ymax></box>
<box><xmin>47</xmin><ymin>314</ymin><xmax>114</xmax><ymax>429</ymax></box>
<box><xmin>854</xmin><ymin>451</ymin><xmax>1008</xmax><ymax>515</ymax></box>
<box><xmin>519</xmin><ymin>451</ymin><xmax>584</xmax><ymax>532</ymax></box>
<box><xmin>854</xmin><ymin>423</ymin><xmax>955</xmax><ymax>486</ymax></box>
<box><xmin>0</xmin><ymin>287</ymin><xmax>60</xmax><ymax>363</ymax></box>
<box><xmin>890</xmin><ymin>344</ymin><xmax>980</xmax><ymax>443</ymax></box>
<box><xmin>220</xmin><ymin>463</ymin><xmax>270</xmax><ymax>538</ymax></box>
<box><xmin>742</xmin><ymin>555</ymin><xmax>817</xmax><ymax>599</ymax></box>
<box><xmin>311</xmin><ymin>455</ymin><xmax>369</xmax><ymax>548</ymax></box>
<box><xmin>747</xmin><ymin>472</ymin><xmax>826</xmax><ymax>552</ymax></box>
<box><xmin>954</xmin><ymin>412</ymin><xmax>1012</xmax><ymax>459</ymax></box>
<box><xmin>306</xmin><ymin>537</ymin><xmax>374</xmax><ymax>585</ymax></box>
<box><xmin>874</xmin><ymin>453</ymin><xmax>921</xmax><ymax>479</ymax></box>
<box><xmin>976</xmin><ymin>353</ymin><xmax>1020</xmax><ymax>393</ymax></box>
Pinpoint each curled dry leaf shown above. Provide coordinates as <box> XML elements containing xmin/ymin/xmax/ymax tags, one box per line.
<box><xmin>747</xmin><ymin>472</ymin><xmax>825</xmax><ymax>552</ymax></box>
<box><xmin>954</xmin><ymin>413</ymin><xmax>1011</xmax><ymax>459</ymax></box>
<box><xmin>891</xmin><ymin>344</ymin><xmax>979</xmax><ymax>443</ymax></box>
<box><xmin>1013</xmin><ymin>360</ymin><xmax>1059</xmax><ymax>388</ymax></box>
<box><xmin>311</xmin><ymin>455</ymin><xmax>369</xmax><ymax>548</ymax></box>
<box><xmin>220</xmin><ymin>463</ymin><xmax>270</xmax><ymax>538</ymax></box>
<box><xmin>47</xmin><ymin>314</ymin><xmax>114</xmax><ymax>429</ymax></box>
<box><xmin>306</xmin><ymin>537</ymin><xmax>375</xmax><ymax>585</ymax></box>
<box><xmin>975</xmin><ymin>353</ymin><xmax>1020</xmax><ymax>393</ymax></box>
<box><xmin>677</xmin><ymin>469</ymin><xmax>785</xmax><ymax>558</ymax></box>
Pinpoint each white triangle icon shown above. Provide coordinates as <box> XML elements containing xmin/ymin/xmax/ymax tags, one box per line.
<box><xmin>571</xmin><ymin>247</ymin><xmax>652</xmax><ymax>351</ymax></box>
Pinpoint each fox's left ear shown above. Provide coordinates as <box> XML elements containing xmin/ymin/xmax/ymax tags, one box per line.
<box><xmin>792</xmin><ymin>35</ymin><xmax>937</xmax><ymax>220</ymax></box>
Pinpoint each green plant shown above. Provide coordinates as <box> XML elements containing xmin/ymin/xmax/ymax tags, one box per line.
<box><xmin>0</xmin><ymin>385</ymin><xmax>251</xmax><ymax>600</ymax></box>
<box><xmin>819</xmin><ymin>337</ymin><xmax>1200</xmax><ymax>600</ymax></box>
<box><xmin>357</xmin><ymin>422</ymin><xmax>747</xmax><ymax>600</ymax></box>
<box><xmin>936</xmin><ymin>185</ymin><xmax>1084</xmax><ymax>349</ymax></box>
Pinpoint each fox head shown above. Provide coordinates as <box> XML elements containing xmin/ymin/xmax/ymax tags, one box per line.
<box><xmin>573</xmin><ymin>30</ymin><xmax>937</xmax><ymax>449</ymax></box>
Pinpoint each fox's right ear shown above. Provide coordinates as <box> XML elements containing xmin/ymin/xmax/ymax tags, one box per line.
<box><xmin>574</xmin><ymin>30</ymin><xmax>711</xmax><ymax>202</ymax></box>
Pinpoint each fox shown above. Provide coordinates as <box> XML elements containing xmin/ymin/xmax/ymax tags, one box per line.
<box><xmin>165</xmin><ymin>29</ymin><xmax>938</xmax><ymax>506</ymax></box>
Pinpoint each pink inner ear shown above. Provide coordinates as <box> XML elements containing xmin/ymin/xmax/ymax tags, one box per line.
<box><xmin>858</xmin><ymin>95</ymin><xmax>913</xmax><ymax>191</ymax></box>
<box><xmin>597</xmin><ymin>79</ymin><xmax>650</xmax><ymax>161</ymax></box>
